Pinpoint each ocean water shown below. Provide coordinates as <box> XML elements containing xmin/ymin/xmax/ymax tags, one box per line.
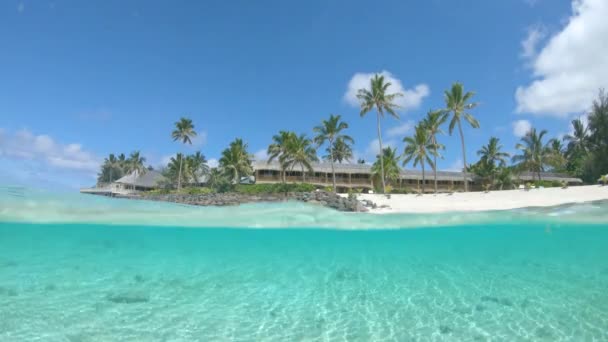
<box><xmin>1</xmin><ymin>188</ymin><xmax>608</xmax><ymax>341</ymax></box>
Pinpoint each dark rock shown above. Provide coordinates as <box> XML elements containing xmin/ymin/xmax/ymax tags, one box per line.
<box><xmin>0</xmin><ymin>286</ymin><xmax>17</xmax><ymax>296</ymax></box>
<box><xmin>106</xmin><ymin>292</ymin><xmax>149</xmax><ymax>304</ymax></box>
<box><xmin>480</xmin><ymin>295</ymin><xmax>500</xmax><ymax>304</ymax></box>
<box><xmin>439</xmin><ymin>325</ymin><xmax>452</xmax><ymax>334</ymax></box>
<box><xmin>141</xmin><ymin>190</ymin><xmax>368</xmax><ymax>212</ymax></box>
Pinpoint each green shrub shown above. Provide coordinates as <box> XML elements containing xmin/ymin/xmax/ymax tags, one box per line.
<box><xmin>146</xmin><ymin>188</ymin><xmax>170</xmax><ymax>195</ymax></box>
<box><xmin>390</xmin><ymin>187</ymin><xmax>411</xmax><ymax>194</ymax></box>
<box><xmin>234</xmin><ymin>183</ymin><xmax>316</xmax><ymax>194</ymax></box>
<box><xmin>533</xmin><ymin>180</ymin><xmax>564</xmax><ymax>188</ymax></box>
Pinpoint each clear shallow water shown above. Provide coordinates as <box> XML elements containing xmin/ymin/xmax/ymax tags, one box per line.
<box><xmin>1</xmin><ymin>188</ymin><xmax>608</xmax><ymax>341</ymax></box>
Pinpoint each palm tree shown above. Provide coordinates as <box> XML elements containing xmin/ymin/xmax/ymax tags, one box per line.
<box><xmin>166</xmin><ymin>153</ymin><xmax>188</xmax><ymax>186</ymax></box>
<box><xmin>422</xmin><ymin>109</ymin><xmax>448</xmax><ymax>193</ymax></box>
<box><xmin>104</xmin><ymin>153</ymin><xmax>122</xmax><ymax>183</ymax></box>
<box><xmin>512</xmin><ymin>128</ymin><xmax>550</xmax><ymax>181</ymax></box>
<box><xmin>402</xmin><ymin>125</ymin><xmax>436</xmax><ymax>193</ymax></box>
<box><xmin>117</xmin><ymin>153</ymin><xmax>127</xmax><ymax>172</ymax></box>
<box><xmin>357</xmin><ymin>74</ymin><xmax>404</xmax><ymax>193</ymax></box>
<box><xmin>219</xmin><ymin>138</ymin><xmax>253</xmax><ymax>184</ymax></box>
<box><xmin>282</xmin><ymin>134</ymin><xmax>318</xmax><ymax>182</ymax></box>
<box><xmin>495</xmin><ymin>167</ymin><xmax>516</xmax><ymax>190</ymax></box>
<box><xmin>325</xmin><ymin>138</ymin><xmax>353</xmax><ymax>164</ymax></box>
<box><xmin>476</xmin><ymin>137</ymin><xmax>509</xmax><ymax>187</ymax></box>
<box><xmin>267</xmin><ymin>131</ymin><xmax>297</xmax><ymax>183</ymax></box>
<box><xmin>547</xmin><ymin>139</ymin><xmax>567</xmax><ymax>171</ymax></box>
<box><xmin>371</xmin><ymin>147</ymin><xmax>400</xmax><ymax>191</ymax></box>
<box><xmin>443</xmin><ymin>82</ymin><xmax>480</xmax><ymax>192</ymax></box>
<box><xmin>186</xmin><ymin>151</ymin><xmax>209</xmax><ymax>185</ymax></box>
<box><xmin>313</xmin><ymin>114</ymin><xmax>354</xmax><ymax>192</ymax></box>
<box><xmin>171</xmin><ymin>117</ymin><xmax>197</xmax><ymax>190</ymax></box>
<box><xmin>477</xmin><ymin>137</ymin><xmax>509</xmax><ymax>168</ymax></box>
<box><xmin>564</xmin><ymin>118</ymin><xmax>589</xmax><ymax>157</ymax></box>
<box><xmin>124</xmin><ymin>151</ymin><xmax>146</xmax><ymax>190</ymax></box>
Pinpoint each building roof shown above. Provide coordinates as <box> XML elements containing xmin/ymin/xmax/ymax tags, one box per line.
<box><xmin>253</xmin><ymin>161</ymin><xmax>474</xmax><ymax>181</ymax></box>
<box><xmin>253</xmin><ymin>161</ymin><xmax>583</xmax><ymax>183</ymax></box>
<box><xmin>517</xmin><ymin>172</ymin><xmax>583</xmax><ymax>184</ymax></box>
<box><xmin>115</xmin><ymin>170</ymin><xmax>165</xmax><ymax>188</ymax></box>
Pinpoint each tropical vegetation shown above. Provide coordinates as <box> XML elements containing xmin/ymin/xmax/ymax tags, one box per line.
<box><xmin>402</xmin><ymin>124</ymin><xmax>436</xmax><ymax>193</ymax></box>
<box><xmin>356</xmin><ymin>74</ymin><xmax>404</xmax><ymax>193</ymax></box>
<box><xmin>171</xmin><ymin>117</ymin><xmax>197</xmax><ymax>190</ymax></box>
<box><xmin>443</xmin><ymin>82</ymin><xmax>480</xmax><ymax>192</ymax></box>
<box><xmin>96</xmin><ymin>79</ymin><xmax>608</xmax><ymax>195</ymax></box>
<box><xmin>313</xmin><ymin>114</ymin><xmax>354</xmax><ymax>192</ymax></box>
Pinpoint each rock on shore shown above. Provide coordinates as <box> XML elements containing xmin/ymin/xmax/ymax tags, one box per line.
<box><xmin>137</xmin><ymin>191</ymin><xmax>369</xmax><ymax>212</ymax></box>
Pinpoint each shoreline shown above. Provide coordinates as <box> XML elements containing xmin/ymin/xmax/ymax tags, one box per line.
<box><xmin>350</xmin><ymin>185</ymin><xmax>608</xmax><ymax>214</ymax></box>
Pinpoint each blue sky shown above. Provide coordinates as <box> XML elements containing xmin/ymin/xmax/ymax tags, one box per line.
<box><xmin>1</xmin><ymin>0</ymin><xmax>606</xmax><ymax>189</ymax></box>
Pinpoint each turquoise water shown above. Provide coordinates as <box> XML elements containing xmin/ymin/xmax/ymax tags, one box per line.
<box><xmin>1</xmin><ymin>189</ymin><xmax>608</xmax><ymax>340</ymax></box>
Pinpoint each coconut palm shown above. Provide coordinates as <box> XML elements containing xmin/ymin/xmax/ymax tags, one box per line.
<box><xmin>443</xmin><ymin>82</ymin><xmax>480</xmax><ymax>192</ymax></box>
<box><xmin>402</xmin><ymin>125</ymin><xmax>436</xmax><ymax>193</ymax></box>
<box><xmin>371</xmin><ymin>147</ymin><xmax>400</xmax><ymax>190</ymax></box>
<box><xmin>476</xmin><ymin>137</ymin><xmax>509</xmax><ymax>186</ymax></box>
<box><xmin>564</xmin><ymin>118</ymin><xmax>589</xmax><ymax>156</ymax></box>
<box><xmin>186</xmin><ymin>151</ymin><xmax>209</xmax><ymax>184</ymax></box>
<box><xmin>356</xmin><ymin>74</ymin><xmax>404</xmax><ymax>193</ymax></box>
<box><xmin>267</xmin><ymin>131</ymin><xmax>297</xmax><ymax>183</ymax></box>
<box><xmin>313</xmin><ymin>114</ymin><xmax>354</xmax><ymax>192</ymax></box>
<box><xmin>494</xmin><ymin>167</ymin><xmax>516</xmax><ymax>190</ymax></box>
<box><xmin>219</xmin><ymin>138</ymin><xmax>253</xmax><ymax>184</ymax></box>
<box><xmin>282</xmin><ymin>134</ymin><xmax>318</xmax><ymax>182</ymax></box>
<box><xmin>171</xmin><ymin>117</ymin><xmax>197</xmax><ymax>190</ymax></box>
<box><xmin>325</xmin><ymin>138</ymin><xmax>353</xmax><ymax>164</ymax></box>
<box><xmin>512</xmin><ymin>128</ymin><xmax>550</xmax><ymax>181</ymax></box>
<box><xmin>547</xmin><ymin>139</ymin><xmax>567</xmax><ymax>171</ymax></box>
<box><xmin>166</xmin><ymin>153</ymin><xmax>188</xmax><ymax>185</ymax></box>
<box><xmin>124</xmin><ymin>151</ymin><xmax>147</xmax><ymax>190</ymax></box>
<box><xmin>99</xmin><ymin>153</ymin><xmax>124</xmax><ymax>183</ymax></box>
<box><xmin>477</xmin><ymin>137</ymin><xmax>509</xmax><ymax>168</ymax></box>
<box><xmin>421</xmin><ymin>109</ymin><xmax>448</xmax><ymax>193</ymax></box>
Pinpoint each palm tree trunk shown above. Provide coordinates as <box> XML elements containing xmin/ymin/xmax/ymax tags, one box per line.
<box><xmin>457</xmin><ymin>120</ymin><xmax>469</xmax><ymax>192</ymax></box>
<box><xmin>433</xmin><ymin>137</ymin><xmax>438</xmax><ymax>194</ymax></box>
<box><xmin>109</xmin><ymin>168</ymin><xmax>113</xmax><ymax>184</ymax></box>
<box><xmin>330</xmin><ymin>138</ymin><xmax>336</xmax><ymax>193</ymax></box>
<box><xmin>301</xmin><ymin>165</ymin><xmax>305</xmax><ymax>182</ymax></box>
<box><xmin>178</xmin><ymin>155</ymin><xmax>183</xmax><ymax>190</ymax></box>
<box><xmin>422</xmin><ymin>162</ymin><xmax>426</xmax><ymax>193</ymax></box>
<box><xmin>376</xmin><ymin>112</ymin><xmax>386</xmax><ymax>194</ymax></box>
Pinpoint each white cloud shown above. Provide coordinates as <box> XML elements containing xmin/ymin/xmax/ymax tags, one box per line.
<box><xmin>515</xmin><ymin>0</ymin><xmax>608</xmax><ymax>116</ymax></box>
<box><xmin>0</xmin><ymin>128</ymin><xmax>100</xmax><ymax>173</ymax></box>
<box><xmin>364</xmin><ymin>138</ymin><xmax>397</xmax><ymax>160</ymax></box>
<box><xmin>344</xmin><ymin>71</ymin><xmax>429</xmax><ymax>112</ymax></box>
<box><xmin>523</xmin><ymin>0</ymin><xmax>540</xmax><ymax>7</ymax></box>
<box><xmin>208</xmin><ymin>158</ymin><xmax>219</xmax><ymax>168</ymax></box>
<box><xmin>386</xmin><ymin>120</ymin><xmax>414</xmax><ymax>138</ymax></box>
<box><xmin>445</xmin><ymin>159</ymin><xmax>463</xmax><ymax>172</ymax></box>
<box><xmin>160</xmin><ymin>154</ymin><xmax>175</xmax><ymax>166</ymax></box>
<box><xmin>190</xmin><ymin>131</ymin><xmax>207</xmax><ymax>148</ymax></box>
<box><xmin>520</xmin><ymin>25</ymin><xmax>546</xmax><ymax>60</ymax></box>
<box><xmin>253</xmin><ymin>149</ymin><xmax>268</xmax><ymax>162</ymax></box>
<box><xmin>512</xmin><ymin>120</ymin><xmax>532</xmax><ymax>137</ymax></box>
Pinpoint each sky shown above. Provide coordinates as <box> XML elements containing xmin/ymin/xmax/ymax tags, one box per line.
<box><xmin>1</xmin><ymin>0</ymin><xmax>607</xmax><ymax>189</ymax></box>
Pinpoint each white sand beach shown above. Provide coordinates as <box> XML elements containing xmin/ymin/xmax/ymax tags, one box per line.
<box><xmin>352</xmin><ymin>185</ymin><xmax>608</xmax><ymax>214</ymax></box>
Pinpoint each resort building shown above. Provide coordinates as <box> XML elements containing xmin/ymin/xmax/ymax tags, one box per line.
<box><xmin>80</xmin><ymin>170</ymin><xmax>165</xmax><ymax>196</ymax></box>
<box><xmin>252</xmin><ymin>161</ymin><xmax>583</xmax><ymax>193</ymax></box>
<box><xmin>82</xmin><ymin>163</ymin><xmax>584</xmax><ymax>196</ymax></box>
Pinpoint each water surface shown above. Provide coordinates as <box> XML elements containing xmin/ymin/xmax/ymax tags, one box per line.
<box><xmin>1</xmin><ymin>188</ymin><xmax>607</xmax><ymax>340</ymax></box>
